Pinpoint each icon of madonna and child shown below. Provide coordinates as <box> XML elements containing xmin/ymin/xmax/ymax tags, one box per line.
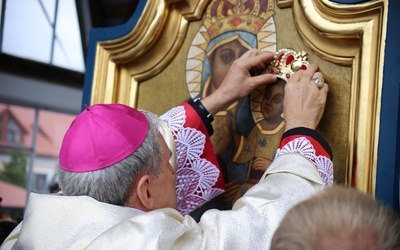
<box><xmin>185</xmin><ymin>0</ymin><xmax>310</xmax><ymax>220</ymax></box>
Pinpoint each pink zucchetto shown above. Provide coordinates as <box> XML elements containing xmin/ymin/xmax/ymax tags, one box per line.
<box><xmin>59</xmin><ymin>103</ymin><xmax>149</xmax><ymax>172</ymax></box>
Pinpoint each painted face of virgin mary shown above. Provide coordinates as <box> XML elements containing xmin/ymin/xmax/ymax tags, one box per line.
<box><xmin>209</xmin><ymin>39</ymin><xmax>248</xmax><ymax>91</ymax></box>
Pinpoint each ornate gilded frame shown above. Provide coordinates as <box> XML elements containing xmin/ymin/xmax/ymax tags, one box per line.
<box><xmin>86</xmin><ymin>0</ymin><xmax>387</xmax><ymax>195</ymax></box>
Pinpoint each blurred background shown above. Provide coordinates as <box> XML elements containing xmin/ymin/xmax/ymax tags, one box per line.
<box><xmin>0</xmin><ymin>0</ymin><xmax>138</xmax><ymax>222</ymax></box>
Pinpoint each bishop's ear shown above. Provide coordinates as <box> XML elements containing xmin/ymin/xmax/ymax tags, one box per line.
<box><xmin>136</xmin><ymin>174</ymin><xmax>154</xmax><ymax>211</ymax></box>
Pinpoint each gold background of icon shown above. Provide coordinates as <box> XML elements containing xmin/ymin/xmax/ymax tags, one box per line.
<box><xmin>88</xmin><ymin>0</ymin><xmax>388</xmax><ymax>195</ymax></box>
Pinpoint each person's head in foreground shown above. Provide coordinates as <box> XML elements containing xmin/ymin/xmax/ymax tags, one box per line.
<box><xmin>270</xmin><ymin>185</ymin><xmax>400</xmax><ymax>250</ymax></box>
<box><xmin>58</xmin><ymin>104</ymin><xmax>177</xmax><ymax>211</ymax></box>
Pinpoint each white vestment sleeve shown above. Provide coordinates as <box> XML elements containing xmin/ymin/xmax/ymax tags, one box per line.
<box><xmin>85</xmin><ymin>154</ymin><xmax>323</xmax><ymax>249</ymax></box>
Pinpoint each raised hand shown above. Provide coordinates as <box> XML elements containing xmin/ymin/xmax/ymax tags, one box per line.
<box><xmin>283</xmin><ymin>64</ymin><xmax>329</xmax><ymax>131</ymax></box>
<box><xmin>201</xmin><ymin>49</ymin><xmax>277</xmax><ymax>115</ymax></box>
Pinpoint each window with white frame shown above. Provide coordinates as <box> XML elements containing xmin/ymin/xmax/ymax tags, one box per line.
<box><xmin>1</xmin><ymin>0</ymin><xmax>85</xmax><ymax>72</ymax></box>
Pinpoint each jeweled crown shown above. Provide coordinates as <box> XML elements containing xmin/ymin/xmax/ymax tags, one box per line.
<box><xmin>267</xmin><ymin>49</ymin><xmax>310</xmax><ymax>82</ymax></box>
<box><xmin>203</xmin><ymin>0</ymin><xmax>274</xmax><ymax>39</ymax></box>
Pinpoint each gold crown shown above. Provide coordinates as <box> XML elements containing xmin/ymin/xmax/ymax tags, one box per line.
<box><xmin>249</xmin><ymin>49</ymin><xmax>310</xmax><ymax>124</ymax></box>
<box><xmin>266</xmin><ymin>49</ymin><xmax>310</xmax><ymax>82</ymax></box>
<box><xmin>203</xmin><ymin>0</ymin><xmax>274</xmax><ymax>39</ymax></box>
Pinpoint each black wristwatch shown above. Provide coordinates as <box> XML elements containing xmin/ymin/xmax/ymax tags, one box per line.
<box><xmin>187</xmin><ymin>98</ymin><xmax>214</xmax><ymax>136</ymax></box>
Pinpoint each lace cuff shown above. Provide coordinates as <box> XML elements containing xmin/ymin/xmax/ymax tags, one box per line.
<box><xmin>160</xmin><ymin>104</ymin><xmax>224</xmax><ymax>215</ymax></box>
<box><xmin>276</xmin><ymin>127</ymin><xmax>334</xmax><ymax>186</ymax></box>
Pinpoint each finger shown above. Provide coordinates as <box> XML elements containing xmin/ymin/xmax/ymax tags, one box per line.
<box><xmin>254</xmin><ymin>166</ymin><xmax>264</xmax><ymax>171</ymax></box>
<box><xmin>299</xmin><ymin>64</ymin><xmax>318</xmax><ymax>82</ymax></box>
<box><xmin>252</xmin><ymin>157</ymin><xmax>266</xmax><ymax>164</ymax></box>
<box><xmin>223</xmin><ymin>186</ymin><xmax>240</xmax><ymax>197</ymax></box>
<box><xmin>240</xmin><ymin>48</ymin><xmax>267</xmax><ymax>60</ymax></box>
<box><xmin>225</xmin><ymin>180</ymin><xmax>237</xmax><ymax>188</ymax></box>
<box><xmin>238</xmin><ymin>50</ymin><xmax>275</xmax><ymax>76</ymax></box>
<box><xmin>242</xmin><ymin>48</ymin><xmax>258</xmax><ymax>58</ymax></box>
<box><xmin>252</xmin><ymin>163</ymin><xmax>261</xmax><ymax>170</ymax></box>
<box><xmin>308</xmin><ymin>63</ymin><xmax>319</xmax><ymax>73</ymax></box>
<box><xmin>240</xmin><ymin>52</ymin><xmax>275</xmax><ymax>71</ymax></box>
<box><xmin>312</xmin><ymin>72</ymin><xmax>323</xmax><ymax>78</ymax></box>
<box><xmin>289</xmin><ymin>64</ymin><xmax>317</xmax><ymax>83</ymax></box>
<box><xmin>251</xmin><ymin>73</ymin><xmax>277</xmax><ymax>88</ymax></box>
<box><xmin>252</xmin><ymin>158</ymin><xmax>261</xmax><ymax>163</ymax></box>
<box><xmin>319</xmin><ymin>82</ymin><xmax>329</xmax><ymax>95</ymax></box>
<box><xmin>289</xmin><ymin>70</ymin><xmax>303</xmax><ymax>82</ymax></box>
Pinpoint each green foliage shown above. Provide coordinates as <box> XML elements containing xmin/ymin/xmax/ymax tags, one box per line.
<box><xmin>0</xmin><ymin>150</ymin><xmax>27</xmax><ymax>188</ymax></box>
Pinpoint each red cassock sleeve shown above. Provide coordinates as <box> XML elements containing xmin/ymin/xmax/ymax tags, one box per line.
<box><xmin>160</xmin><ymin>102</ymin><xmax>225</xmax><ymax>215</ymax></box>
<box><xmin>161</xmin><ymin>102</ymin><xmax>334</xmax><ymax>215</ymax></box>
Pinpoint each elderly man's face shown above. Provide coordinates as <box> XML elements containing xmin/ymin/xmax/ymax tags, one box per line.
<box><xmin>149</xmin><ymin>134</ymin><xmax>177</xmax><ymax>210</ymax></box>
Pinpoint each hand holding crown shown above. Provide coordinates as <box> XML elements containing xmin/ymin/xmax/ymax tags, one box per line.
<box><xmin>262</xmin><ymin>48</ymin><xmax>325</xmax><ymax>88</ymax></box>
<box><xmin>260</xmin><ymin>49</ymin><xmax>329</xmax><ymax>131</ymax></box>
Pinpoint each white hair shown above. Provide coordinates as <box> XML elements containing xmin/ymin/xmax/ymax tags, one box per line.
<box><xmin>270</xmin><ymin>186</ymin><xmax>400</xmax><ymax>250</ymax></box>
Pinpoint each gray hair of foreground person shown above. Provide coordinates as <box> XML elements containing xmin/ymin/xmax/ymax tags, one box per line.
<box><xmin>270</xmin><ymin>185</ymin><xmax>400</xmax><ymax>250</ymax></box>
<box><xmin>58</xmin><ymin>111</ymin><xmax>162</xmax><ymax>205</ymax></box>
